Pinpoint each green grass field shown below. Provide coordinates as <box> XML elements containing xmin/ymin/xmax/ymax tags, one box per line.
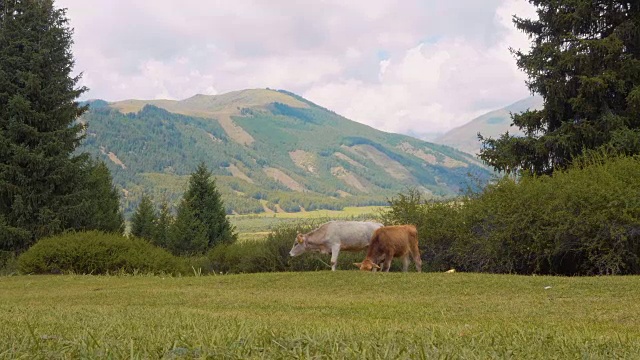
<box><xmin>1</xmin><ymin>272</ymin><xmax>639</xmax><ymax>358</ymax></box>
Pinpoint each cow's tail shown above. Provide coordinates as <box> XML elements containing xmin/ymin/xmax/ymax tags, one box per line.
<box><xmin>409</xmin><ymin>226</ymin><xmax>422</xmax><ymax>272</ymax></box>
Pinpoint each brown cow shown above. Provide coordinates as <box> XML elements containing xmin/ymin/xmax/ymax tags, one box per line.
<box><xmin>354</xmin><ymin>225</ymin><xmax>422</xmax><ymax>272</ymax></box>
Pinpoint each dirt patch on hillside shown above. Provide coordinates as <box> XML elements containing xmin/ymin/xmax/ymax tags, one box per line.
<box><xmin>260</xmin><ymin>200</ymin><xmax>275</xmax><ymax>214</ymax></box>
<box><xmin>348</xmin><ymin>145</ymin><xmax>413</xmax><ymax>181</ymax></box>
<box><xmin>100</xmin><ymin>146</ymin><xmax>126</xmax><ymax>169</ymax></box>
<box><xmin>398</xmin><ymin>142</ymin><xmax>469</xmax><ymax>168</ymax></box>
<box><xmin>334</xmin><ymin>151</ymin><xmax>365</xmax><ymax>168</ymax></box>
<box><xmin>397</xmin><ymin>142</ymin><xmax>437</xmax><ymax>164</ymax></box>
<box><xmin>208</xmin><ymin>132</ymin><xmax>223</xmax><ymax>143</ymax></box>
<box><xmin>331</xmin><ymin>167</ymin><xmax>369</xmax><ymax>193</ymax></box>
<box><xmin>336</xmin><ymin>190</ymin><xmax>352</xmax><ymax>198</ymax></box>
<box><xmin>289</xmin><ymin>150</ymin><xmax>317</xmax><ymax>173</ymax></box>
<box><xmin>441</xmin><ymin>157</ymin><xmax>468</xmax><ymax>168</ymax></box>
<box><xmin>216</xmin><ymin>112</ymin><xmax>254</xmax><ymax>146</ymax></box>
<box><xmin>226</xmin><ymin>164</ymin><xmax>254</xmax><ymax>184</ymax></box>
<box><xmin>107</xmin><ymin>153</ymin><xmax>126</xmax><ymax>169</ymax></box>
<box><xmin>264</xmin><ymin>168</ymin><xmax>306</xmax><ymax>192</ymax></box>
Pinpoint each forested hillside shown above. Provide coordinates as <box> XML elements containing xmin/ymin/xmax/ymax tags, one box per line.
<box><xmin>78</xmin><ymin>89</ymin><xmax>490</xmax><ymax>215</ymax></box>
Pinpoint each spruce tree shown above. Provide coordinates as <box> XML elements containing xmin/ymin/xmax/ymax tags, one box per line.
<box><xmin>131</xmin><ymin>194</ymin><xmax>156</xmax><ymax>240</ymax></box>
<box><xmin>0</xmin><ymin>0</ymin><xmax>88</xmax><ymax>251</ymax></box>
<box><xmin>480</xmin><ymin>1</ymin><xmax>640</xmax><ymax>175</ymax></box>
<box><xmin>169</xmin><ymin>163</ymin><xmax>236</xmax><ymax>255</ymax></box>
<box><xmin>169</xmin><ymin>200</ymin><xmax>208</xmax><ymax>255</ymax></box>
<box><xmin>152</xmin><ymin>201</ymin><xmax>172</xmax><ymax>249</ymax></box>
<box><xmin>79</xmin><ymin>159</ymin><xmax>124</xmax><ymax>234</ymax></box>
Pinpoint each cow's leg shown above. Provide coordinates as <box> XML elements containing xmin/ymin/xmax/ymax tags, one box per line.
<box><xmin>383</xmin><ymin>253</ymin><xmax>393</xmax><ymax>272</ymax></box>
<box><xmin>414</xmin><ymin>255</ymin><xmax>423</xmax><ymax>272</ymax></box>
<box><xmin>330</xmin><ymin>244</ymin><xmax>341</xmax><ymax>271</ymax></box>
<box><xmin>411</xmin><ymin>243</ymin><xmax>422</xmax><ymax>272</ymax></box>
<box><xmin>402</xmin><ymin>255</ymin><xmax>410</xmax><ymax>272</ymax></box>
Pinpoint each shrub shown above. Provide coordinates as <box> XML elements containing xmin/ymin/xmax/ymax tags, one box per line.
<box><xmin>18</xmin><ymin>231</ymin><xmax>186</xmax><ymax>275</ymax></box>
<box><xmin>380</xmin><ymin>188</ymin><xmax>468</xmax><ymax>272</ymax></box>
<box><xmin>384</xmin><ymin>154</ymin><xmax>640</xmax><ymax>275</ymax></box>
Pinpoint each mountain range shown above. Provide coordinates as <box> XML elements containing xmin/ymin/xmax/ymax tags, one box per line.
<box><xmin>434</xmin><ymin>96</ymin><xmax>544</xmax><ymax>155</ymax></box>
<box><xmin>77</xmin><ymin>89</ymin><xmax>491</xmax><ymax>215</ymax></box>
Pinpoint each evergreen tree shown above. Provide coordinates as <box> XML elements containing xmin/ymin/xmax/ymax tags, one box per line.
<box><xmin>152</xmin><ymin>201</ymin><xmax>172</xmax><ymax>249</ymax></box>
<box><xmin>80</xmin><ymin>160</ymin><xmax>124</xmax><ymax>234</ymax></box>
<box><xmin>169</xmin><ymin>163</ymin><xmax>236</xmax><ymax>255</ymax></box>
<box><xmin>480</xmin><ymin>1</ymin><xmax>640</xmax><ymax>175</ymax></box>
<box><xmin>131</xmin><ymin>194</ymin><xmax>156</xmax><ymax>240</ymax></box>
<box><xmin>169</xmin><ymin>200</ymin><xmax>208</xmax><ymax>255</ymax></box>
<box><xmin>0</xmin><ymin>0</ymin><xmax>88</xmax><ymax>252</ymax></box>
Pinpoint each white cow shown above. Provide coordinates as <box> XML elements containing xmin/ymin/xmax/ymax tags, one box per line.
<box><xmin>289</xmin><ymin>221</ymin><xmax>383</xmax><ymax>271</ymax></box>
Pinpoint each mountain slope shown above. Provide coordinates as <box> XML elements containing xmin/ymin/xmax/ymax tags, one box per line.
<box><xmin>435</xmin><ymin>96</ymin><xmax>544</xmax><ymax>155</ymax></box>
<box><xmin>79</xmin><ymin>89</ymin><xmax>491</xmax><ymax>215</ymax></box>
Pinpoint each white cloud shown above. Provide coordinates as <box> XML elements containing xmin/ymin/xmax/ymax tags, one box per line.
<box><xmin>58</xmin><ymin>0</ymin><xmax>537</xmax><ymax>136</ymax></box>
<box><xmin>305</xmin><ymin>0</ymin><xmax>537</xmax><ymax>137</ymax></box>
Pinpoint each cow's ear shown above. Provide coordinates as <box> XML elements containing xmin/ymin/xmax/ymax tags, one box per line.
<box><xmin>353</xmin><ymin>262</ymin><xmax>362</xmax><ymax>267</ymax></box>
<box><xmin>373</xmin><ymin>263</ymin><xmax>381</xmax><ymax>269</ymax></box>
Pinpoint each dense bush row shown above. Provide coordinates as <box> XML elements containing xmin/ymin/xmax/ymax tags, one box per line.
<box><xmin>382</xmin><ymin>154</ymin><xmax>640</xmax><ymax>275</ymax></box>
<box><xmin>18</xmin><ymin>231</ymin><xmax>185</xmax><ymax>275</ymax></box>
<box><xmin>13</xmin><ymin>220</ymin><xmax>389</xmax><ymax>276</ymax></box>
<box><xmin>12</xmin><ymin>155</ymin><xmax>639</xmax><ymax>277</ymax></box>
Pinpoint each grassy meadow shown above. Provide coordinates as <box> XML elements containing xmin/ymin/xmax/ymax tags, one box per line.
<box><xmin>1</xmin><ymin>272</ymin><xmax>639</xmax><ymax>358</ymax></box>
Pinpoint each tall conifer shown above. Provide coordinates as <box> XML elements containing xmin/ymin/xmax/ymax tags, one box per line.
<box><xmin>131</xmin><ymin>194</ymin><xmax>156</xmax><ymax>240</ymax></box>
<box><xmin>0</xmin><ymin>0</ymin><xmax>88</xmax><ymax>251</ymax></box>
<box><xmin>480</xmin><ymin>1</ymin><xmax>640</xmax><ymax>175</ymax></box>
<box><xmin>169</xmin><ymin>163</ymin><xmax>236</xmax><ymax>255</ymax></box>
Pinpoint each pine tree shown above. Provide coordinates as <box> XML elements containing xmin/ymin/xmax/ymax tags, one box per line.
<box><xmin>168</xmin><ymin>163</ymin><xmax>236</xmax><ymax>255</ymax></box>
<box><xmin>169</xmin><ymin>200</ymin><xmax>208</xmax><ymax>255</ymax></box>
<box><xmin>152</xmin><ymin>201</ymin><xmax>172</xmax><ymax>249</ymax></box>
<box><xmin>131</xmin><ymin>194</ymin><xmax>156</xmax><ymax>240</ymax></box>
<box><xmin>0</xmin><ymin>0</ymin><xmax>89</xmax><ymax>252</ymax></box>
<box><xmin>80</xmin><ymin>160</ymin><xmax>124</xmax><ymax>234</ymax></box>
<box><xmin>480</xmin><ymin>1</ymin><xmax>640</xmax><ymax>175</ymax></box>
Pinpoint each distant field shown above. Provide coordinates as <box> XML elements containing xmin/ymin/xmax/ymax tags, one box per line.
<box><xmin>230</xmin><ymin>206</ymin><xmax>385</xmax><ymax>240</ymax></box>
<box><xmin>1</xmin><ymin>273</ymin><xmax>639</xmax><ymax>358</ymax></box>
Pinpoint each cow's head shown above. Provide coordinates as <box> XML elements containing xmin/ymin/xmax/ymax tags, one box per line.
<box><xmin>353</xmin><ymin>259</ymin><xmax>380</xmax><ymax>271</ymax></box>
<box><xmin>289</xmin><ymin>233</ymin><xmax>307</xmax><ymax>257</ymax></box>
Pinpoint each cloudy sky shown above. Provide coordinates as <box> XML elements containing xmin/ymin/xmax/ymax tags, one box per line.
<box><xmin>57</xmin><ymin>0</ymin><xmax>537</xmax><ymax>139</ymax></box>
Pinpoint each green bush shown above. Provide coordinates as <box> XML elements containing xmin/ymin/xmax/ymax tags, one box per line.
<box><xmin>18</xmin><ymin>231</ymin><xmax>186</xmax><ymax>275</ymax></box>
<box><xmin>379</xmin><ymin>189</ymin><xmax>468</xmax><ymax>272</ymax></box>
<box><xmin>383</xmin><ymin>154</ymin><xmax>640</xmax><ymax>275</ymax></box>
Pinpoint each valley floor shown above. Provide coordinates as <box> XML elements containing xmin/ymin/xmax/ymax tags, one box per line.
<box><xmin>1</xmin><ymin>272</ymin><xmax>639</xmax><ymax>358</ymax></box>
